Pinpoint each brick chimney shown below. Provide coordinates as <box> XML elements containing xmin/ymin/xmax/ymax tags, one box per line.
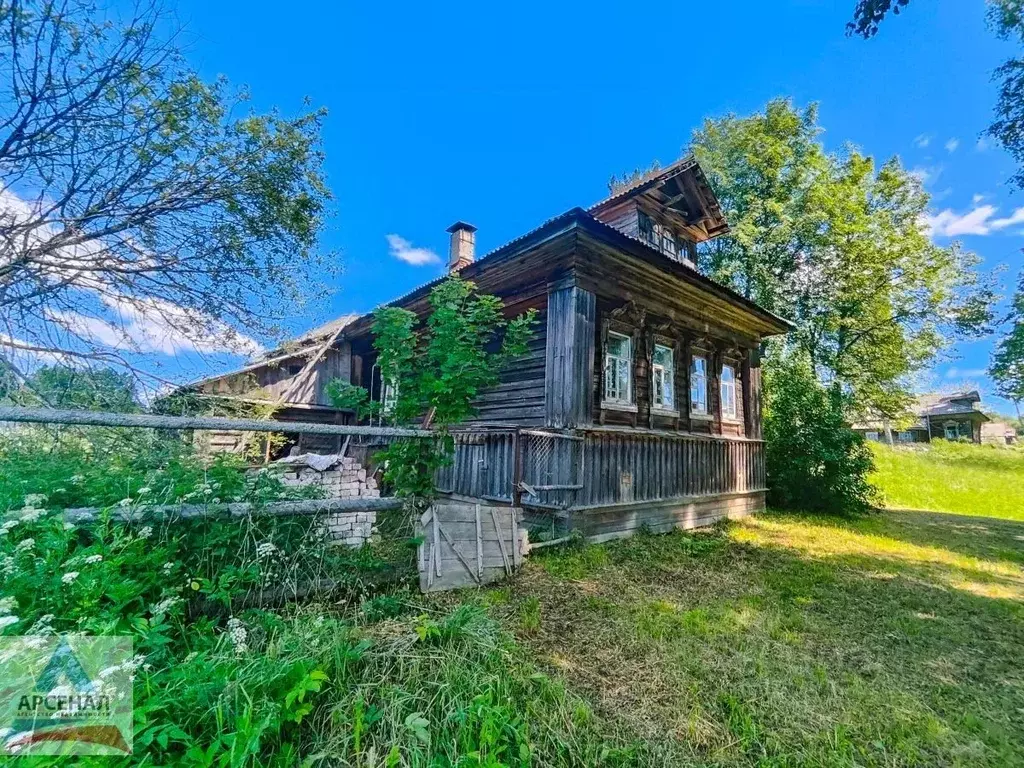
<box><xmin>446</xmin><ymin>221</ymin><xmax>477</xmax><ymax>272</ymax></box>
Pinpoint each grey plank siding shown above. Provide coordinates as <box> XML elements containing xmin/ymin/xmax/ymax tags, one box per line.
<box><xmin>544</xmin><ymin>285</ymin><xmax>596</xmax><ymax>428</ymax></box>
<box><xmin>435</xmin><ymin>430</ymin><xmax>517</xmax><ymax>502</ymax></box>
<box><xmin>437</xmin><ymin>426</ymin><xmax>766</xmax><ymax>516</ymax></box>
<box><xmin>571</xmin><ymin>429</ymin><xmax>765</xmax><ymax>509</ymax></box>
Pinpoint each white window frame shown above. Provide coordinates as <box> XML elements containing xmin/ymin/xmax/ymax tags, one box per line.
<box><xmin>690</xmin><ymin>355</ymin><xmax>708</xmax><ymax>415</ymax></box>
<box><xmin>721</xmin><ymin>364</ymin><xmax>738</xmax><ymax>421</ymax></box>
<box><xmin>652</xmin><ymin>343</ymin><xmax>676</xmax><ymax>412</ymax></box>
<box><xmin>603</xmin><ymin>331</ymin><xmax>634</xmax><ymax>407</ymax></box>
<box><xmin>943</xmin><ymin>423</ymin><xmax>958</xmax><ymax>440</ymax></box>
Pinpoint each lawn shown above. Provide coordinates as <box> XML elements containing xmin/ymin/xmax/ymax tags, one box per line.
<box><xmin>474</xmin><ymin>507</ymin><xmax>1024</xmax><ymax>766</ymax></box>
<box><xmin>869</xmin><ymin>440</ymin><xmax>1024</xmax><ymax>520</ymax></box>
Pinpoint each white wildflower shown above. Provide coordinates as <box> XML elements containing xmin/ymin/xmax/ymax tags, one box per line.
<box><xmin>255</xmin><ymin>542</ymin><xmax>277</xmax><ymax>559</ymax></box>
<box><xmin>0</xmin><ymin>556</ymin><xmax>14</xmax><ymax>577</ymax></box>
<box><xmin>0</xmin><ymin>597</ymin><xmax>16</xmax><ymax>615</ymax></box>
<box><xmin>116</xmin><ymin>498</ymin><xmax>132</xmax><ymax>508</ymax></box>
<box><xmin>137</xmin><ymin>526</ymin><xmax>153</xmax><ymax>540</ymax></box>
<box><xmin>18</xmin><ymin>508</ymin><xmax>41</xmax><ymax>523</ymax></box>
<box><xmin>61</xmin><ymin>571</ymin><xmax>79</xmax><ymax>585</ymax></box>
<box><xmin>23</xmin><ymin>494</ymin><xmax>46</xmax><ymax>508</ymax></box>
<box><xmin>226</xmin><ymin>617</ymin><xmax>248</xmax><ymax>656</ymax></box>
<box><xmin>137</xmin><ymin>487</ymin><xmax>151</xmax><ymax>496</ymax></box>
<box><xmin>151</xmin><ymin>596</ymin><xmax>181</xmax><ymax>615</ymax></box>
<box><xmin>70</xmin><ymin>474</ymin><xmax>85</xmax><ymax>484</ymax></box>
<box><xmin>0</xmin><ymin>520</ymin><xmax>17</xmax><ymax>534</ymax></box>
<box><xmin>28</xmin><ymin>614</ymin><xmax>54</xmax><ymax>634</ymax></box>
<box><xmin>15</xmin><ymin>538</ymin><xmax>34</xmax><ymax>551</ymax></box>
<box><xmin>0</xmin><ymin>616</ymin><xmax>18</xmax><ymax>630</ymax></box>
<box><xmin>161</xmin><ymin>562</ymin><xmax>175</xmax><ymax>575</ymax></box>
<box><xmin>83</xmin><ymin>554</ymin><xmax>103</xmax><ymax>564</ymax></box>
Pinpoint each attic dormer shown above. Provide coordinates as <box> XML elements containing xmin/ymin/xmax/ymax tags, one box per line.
<box><xmin>588</xmin><ymin>157</ymin><xmax>728</xmax><ymax>270</ymax></box>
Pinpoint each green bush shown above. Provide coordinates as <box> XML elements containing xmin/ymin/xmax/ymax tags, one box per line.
<box><xmin>763</xmin><ymin>351</ymin><xmax>877</xmax><ymax>514</ymax></box>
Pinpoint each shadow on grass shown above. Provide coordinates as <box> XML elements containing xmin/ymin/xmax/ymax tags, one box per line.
<box><xmin>870</xmin><ymin>508</ymin><xmax>1024</xmax><ymax>565</ymax></box>
<box><xmin>498</xmin><ymin>516</ymin><xmax>1024</xmax><ymax>766</ymax></box>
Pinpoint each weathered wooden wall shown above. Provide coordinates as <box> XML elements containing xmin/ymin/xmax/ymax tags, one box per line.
<box><xmin>435</xmin><ymin>426</ymin><xmax>766</xmax><ymax>519</ymax></box>
<box><xmin>435</xmin><ymin>429</ymin><xmax>517</xmax><ymax>503</ymax></box>
<box><xmin>544</xmin><ymin>282</ymin><xmax>596</xmax><ymax>428</ymax></box>
<box><xmin>572</xmin><ymin>428</ymin><xmax>765</xmax><ymax>509</ymax></box>
<box><xmin>201</xmin><ymin>344</ymin><xmax>352</xmax><ymax>408</ymax></box>
<box><xmin>570</xmin><ymin>490</ymin><xmax>765</xmax><ymax>540</ymax></box>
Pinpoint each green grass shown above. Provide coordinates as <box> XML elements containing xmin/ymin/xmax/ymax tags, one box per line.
<box><xmin>483</xmin><ymin>509</ymin><xmax>1024</xmax><ymax>766</ymax></box>
<box><xmin>869</xmin><ymin>440</ymin><xmax>1024</xmax><ymax>520</ymax></box>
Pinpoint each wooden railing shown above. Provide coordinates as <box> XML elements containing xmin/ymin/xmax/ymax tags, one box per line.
<box><xmin>436</xmin><ymin>426</ymin><xmax>765</xmax><ymax>510</ymax></box>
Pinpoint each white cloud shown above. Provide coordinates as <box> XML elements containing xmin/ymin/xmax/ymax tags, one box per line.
<box><xmin>909</xmin><ymin>167</ymin><xmax>933</xmax><ymax>185</ymax></box>
<box><xmin>945</xmin><ymin>138</ymin><xmax>960</xmax><ymax>153</ymax></box>
<box><xmin>909</xmin><ymin>165</ymin><xmax>943</xmax><ymax>188</ymax></box>
<box><xmin>386</xmin><ymin>234</ymin><xmax>440</xmax><ymax>266</ymax></box>
<box><xmin>972</xmin><ymin>193</ymin><xmax>986</xmax><ymax>204</ymax></box>
<box><xmin>913</xmin><ymin>134</ymin><xmax>932</xmax><ymax>149</ymax></box>
<box><xmin>1</xmin><ymin>187</ymin><xmax>263</xmax><ymax>361</ymax></box>
<box><xmin>923</xmin><ymin>204</ymin><xmax>1024</xmax><ymax>237</ymax></box>
<box><xmin>47</xmin><ymin>295</ymin><xmax>263</xmax><ymax>358</ymax></box>
<box><xmin>945</xmin><ymin>367</ymin><xmax>988</xmax><ymax>380</ymax></box>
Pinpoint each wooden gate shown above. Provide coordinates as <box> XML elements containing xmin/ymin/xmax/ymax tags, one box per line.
<box><xmin>417</xmin><ymin>500</ymin><xmax>525</xmax><ymax>592</ymax></box>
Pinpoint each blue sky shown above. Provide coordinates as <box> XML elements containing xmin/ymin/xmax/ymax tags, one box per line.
<box><xmin>159</xmin><ymin>0</ymin><xmax>1021</xmax><ymax>415</ymax></box>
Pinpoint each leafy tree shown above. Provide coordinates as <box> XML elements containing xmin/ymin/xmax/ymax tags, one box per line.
<box><xmin>849</xmin><ymin>1</ymin><xmax>1024</xmax><ymax>190</ymax></box>
<box><xmin>692</xmin><ymin>99</ymin><xmax>826</xmax><ymax>306</ymax></box>
<box><xmin>1</xmin><ymin>364</ymin><xmax>139</xmax><ymax>411</ymax></box>
<box><xmin>328</xmin><ymin>276</ymin><xmax>536</xmax><ymax>502</ymax></box>
<box><xmin>0</xmin><ymin>0</ymin><xmax>331</xmax><ymax>380</ymax></box>
<box><xmin>763</xmin><ymin>347</ymin><xmax>877</xmax><ymax>514</ymax></box>
<box><xmin>691</xmin><ymin>99</ymin><xmax>994</xmax><ymax>422</ymax></box>
<box><xmin>848</xmin><ymin>0</ymin><xmax>913</xmax><ymax>39</ymax></box>
<box><xmin>990</xmin><ymin>268</ymin><xmax>1024</xmax><ymax>424</ymax></box>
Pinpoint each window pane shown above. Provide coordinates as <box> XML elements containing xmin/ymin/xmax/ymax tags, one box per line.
<box><xmin>653</xmin><ymin>344</ymin><xmax>673</xmax><ymax>368</ymax></box>
<box><xmin>607</xmin><ymin>332</ymin><xmax>629</xmax><ymax>358</ymax></box>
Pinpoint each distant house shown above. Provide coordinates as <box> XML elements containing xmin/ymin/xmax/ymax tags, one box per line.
<box><xmin>186</xmin><ymin>158</ymin><xmax>793</xmax><ymax>537</ymax></box>
<box><xmin>981</xmin><ymin>420</ymin><xmax>1019</xmax><ymax>446</ymax></box>
<box><xmin>851</xmin><ymin>391</ymin><xmax>990</xmax><ymax>444</ymax></box>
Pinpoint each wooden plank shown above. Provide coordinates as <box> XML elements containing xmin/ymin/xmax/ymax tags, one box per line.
<box><xmin>64</xmin><ymin>496</ymin><xmax>401</xmax><ymax>523</ymax></box>
<box><xmin>437</xmin><ymin>524</ymin><xmax>481</xmax><ymax>584</ymax></box>
<box><xmin>0</xmin><ymin>407</ymin><xmax>432</xmax><ymax>438</ymax></box>
<box><xmin>490</xmin><ymin>506</ymin><xmax>512</xmax><ymax>576</ymax></box>
<box><xmin>475</xmin><ymin>504</ymin><xmax>483</xmax><ymax>579</ymax></box>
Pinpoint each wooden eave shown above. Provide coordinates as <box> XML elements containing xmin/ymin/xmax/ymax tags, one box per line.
<box><xmin>589</xmin><ymin>157</ymin><xmax>729</xmax><ymax>243</ymax></box>
<box><xmin>341</xmin><ymin>209</ymin><xmax>791</xmax><ymax>345</ymax></box>
<box><xmin>573</xmin><ymin>212</ymin><xmax>792</xmax><ymax>337</ymax></box>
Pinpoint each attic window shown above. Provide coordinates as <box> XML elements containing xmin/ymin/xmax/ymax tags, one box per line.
<box><xmin>637</xmin><ymin>210</ymin><xmax>687</xmax><ymax>261</ymax></box>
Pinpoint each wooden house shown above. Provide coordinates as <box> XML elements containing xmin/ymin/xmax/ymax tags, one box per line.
<box><xmin>192</xmin><ymin>158</ymin><xmax>793</xmax><ymax>538</ymax></box>
<box><xmin>851</xmin><ymin>391</ymin><xmax>991</xmax><ymax>444</ymax></box>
